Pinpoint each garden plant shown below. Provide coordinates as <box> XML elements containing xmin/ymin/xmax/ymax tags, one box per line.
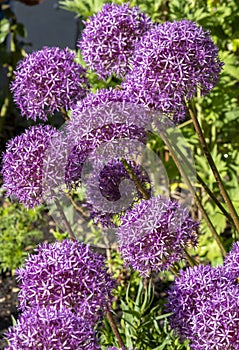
<box><xmin>0</xmin><ymin>0</ymin><xmax>239</xmax><ymax>349</ymax></box>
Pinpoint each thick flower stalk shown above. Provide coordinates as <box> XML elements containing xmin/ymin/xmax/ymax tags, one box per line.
<box><xmin>11</xmin><ymin>46</ymin><xmax>89</xmax><ymax>121</ymax></box>
<box><xmin>123</xmin><ymin>20</ymin><xmax>223</xmax><ymax>122</ymax></box>
<box><xmin>79</xmin><ymin>3</ymin><xmax>152</xmax><ymax>79</ymax></box>
<box><xmin>5</xmin><ymin>306</ymin><xmax>100</xmax><ymax>350</ymax></box>
<box><xmin>16</xmin><ymin>240</ymin><xmax>116</xmax><ymax>323</ymax></box>
<box><xmin>1</xmin><ymin>125</ymin><xmax>57</xmax><ymax>208</ymax></box>
<box><xmin>117</xmin><ymin>195</ymin><xmax>199</xmax><ymax>276</ymax></box>
<box><xmin>167</xmin><ymin>263</ymin><xmax>239</xmax><ymax>349</ymax></box>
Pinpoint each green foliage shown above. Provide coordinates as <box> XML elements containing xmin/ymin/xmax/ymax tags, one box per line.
<box><xmin>58</xmin><ymin>0</ymin><xmax>106</xmax><ymax>18</ymax></box>
<box><xmin>100</xmin><ymin>278</ymin><xmax>190</xmax><ymax>349</ymax></box>
<box><xmin>0</xmin><ymin>197</ymin><xmax>43</xmax><ymax>274</ymax></box>
<box><xmin>0</xmin><ymin>7</ymin><xmax>27</xmax><ymax>130</ymax></box>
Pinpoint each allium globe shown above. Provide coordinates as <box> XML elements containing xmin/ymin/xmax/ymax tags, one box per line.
<box><xmin>64</xmin><ymin>89</ymin><xmax>151</xmax><ymax>226</ymax></box>
<box><xmin>79</xmin><ymin>3</ymin><xmax>152</xmax><ymax>79</ymax></box>
<box><xmin>87</xmin><ymin>158</ymin><xmax>151</xmax><ymax>227</ymax></box>
<box><xmin>11</xmin><ymin>46</ymin><xmax>89</xmax><ymax>121</ymax></box>
<box><xmin>117</xmin><ymin>195</ymin><xmax>199</xmax><ymax>276</ymax></box>
<box><xmin>123</xmin><ymin>20</ymin><xmax>223</xmax><ymax>123</ymax></box>
<box><xmin>167</xmin><ymin>264</ymin><xmax>239</xmax><ymax>349</ymax></box>
<box><xmin>5</xmin><ymin>306</ymin><xmax>100</xmax><ymax>350</ymax></box>
<box><xmin>65</xmin><ymin>88</ymin><xmax>149</xmax><ymax>189</ymax></box>
<box><xmin>16</xmin><ymin>240</ymin><xmax>116</xmax><ymax>323</ymax></box>
<box><xmin>1</xmin><ymin>125</ymin><xmax>57</xmax><ymax>208</ymax></box>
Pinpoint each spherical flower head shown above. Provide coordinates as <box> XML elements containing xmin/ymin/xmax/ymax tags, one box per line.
<box><xmin>167</xmin><ymin>265</ymin><xmax>228</xmax><ymax>340</ymax></box>
<box><xmin>16</xmin><ymin>240</ymin><xmax>116</xmax><ymax>323</ymax></box>
<box><xmin>1</xmin><ymin>125</ymin><xmax>57</xmax><ymax>208</ymax></box>
<box><xmin>87</xmin><ymin>158</ymin><xmax>151</xmax><ymax>227</ymax></box>
<box><xmin>167</xmin><ymin>264</ymin><xmax>239</xmax><ymax>349</ymax></box>
<box><xmin>11</xmin><ymin>46</ymin><xmax>89</xmax><ymax>121</ymax></box>
<box><xmin>79</xmin><ymin>3</ymin><xmax>152</xmax><ymax>79</ymax></box>
<box><xmin>223</xmin><ymin>241</ymin><xmax>239</xmax><ymax>282</ymax></box>
<box><xmin>117</xmin><ymin>195</ymin><xmax>199</xmax><ymax>276</ymax></box>
<box><xmin>5</xmin><ymin>306</ymin><xmax>100</xmax><ymax>350</ymax></box>
<box><xmin>65</xmin><ymin>88</ymin><xmax>149</xmax><ymax>188</ymax></box>
<box><xmin>124</xmin><ymin>20</ymin><xmax>223</xmax><ymax>123</ymax></box>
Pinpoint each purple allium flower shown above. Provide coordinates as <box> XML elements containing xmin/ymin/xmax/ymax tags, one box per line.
<box><xmin>16</xmin><ymin>240</ymin><xmax>116</xmax><ymax>323</ymax></box>
<box><xmin>1</xmin><ymin>125</ymin><xmax>57</xmax><ymax>208</ymax></box>
<box><xmin>117</xmin><ymin>195</ymin><xmax>199</xmax><ymax>276</ymax></box>
<box><xmin>87</xmin><ymin>158</ymin><xmax>150</xmax><ymax>228</ymax></box>
<box><xmin>64</xmin><ymin>89</ymin><xmax>152</xmax><ymax>226</ymax></box>
<box><xmin>5</xmin><ymin>306</ymin><xmax>100</xmax><ymax>350</ymax></box>
<box><xmin>167</xmin><ymin>264</ymin><xmax>239</xmax><ymax>349</ymax></box>
<box><xmin>167</xmin><ymin>265</ymin><xmax>227</xmax><ymax>339</ymax></box>
<box><xmin>123</xmin><ymin>20</ymin><xmax>223</xmax><ymax>123</ymax></box>
<box><xmin>78</xmin><ymin>3</ymin><xmax>152</xmax><ymax>79</ymax></box>
<box><xmin>66</xmin><ymin>88</ymin><xmax>149</xmax><ymax>188</ymax></box>
<box><xmin>11</xmin><ymin>46</ymin><xmax>89</xmax><ymax>121</ymax></box>
<box><xmin>223</xmin><ymin>241</ymin><xmax>239</xmax><ymax>282</ymax></box>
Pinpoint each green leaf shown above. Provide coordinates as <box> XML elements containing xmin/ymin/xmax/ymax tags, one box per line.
<box><xmin>0</xmin><ymin>18</ymin><xmax>10</xmax><ymax>44</ymax></box>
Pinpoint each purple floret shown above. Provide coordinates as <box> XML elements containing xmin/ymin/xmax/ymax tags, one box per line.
<box><xmin>11</xmin><ymin>46</ymin><xmax>89</xmax><ymax>121</ymax></box>
<box><xmin>79</xmin><ymin>3</ymin><xmax>152</xmax><ymax>79</ymax></box>
<box><xmin>5</xmin><ymin>306</ymin><xmax>100</xmax><ymax>350</ymax></box>
<box><xmin>1</xmin><ymin>125</ymin><xmax>58</xmax><ymax>208</ymax></box>
<box><xmin>16</xmin><ymin>240</ymin><xmax>116</xmax><ymax>323</ymax></box>
<box><xmin>117</xmin><ymin>195</ymin><xmax>199</xmax><ymax>276</ymax></box>
<box><xmin>123</xmin><ymin>20</ymin><xmax>223</xmax><ymax>123</ymax></box>
<box><xmin>223</xmin><ymin>241</ymin><xmax>239</xmax><ymax>282</ymax></box>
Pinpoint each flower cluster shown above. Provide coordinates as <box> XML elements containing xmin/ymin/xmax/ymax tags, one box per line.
<box><xmin>123</xmin><ymin>20</ymin><xmax>223</xmax><ymax>122</ymax></box>
<box><xmin>16</xmin><ymin>240</ymin><xmax>115</xmax><ymax>323</ymax></box>
<box><xmin>79</xmin><ymin>3</ymin><xmax>152</xmax><ymax>79</ymax></box>
<box><xmin>167</xmin><ymin>260</ymin><xmax>239</xmax><ymax>349</ymax></box>
<box><xmin>11</xmin><ymin>46</ymin><xmax>89</xmax><ymax>121</ymax></box>
<box><xmin>1</xmin><ymin>125</ymin><xmax>57</xmax><ymax>208</ymax></box>
<box><xmin>117</xmin><ymin>195</ymin><xmax>199</xmax><ymax>276</ymax></box>
<box><xmin>5</xmin><ymin>306</ymin><xmax>100</xmax><ymax>350</ymax></box>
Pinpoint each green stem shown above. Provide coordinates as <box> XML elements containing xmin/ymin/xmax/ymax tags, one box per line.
<box><xmin>54</xmin><ymin>197</ymin><xmax>77</xmax><ymax>241</ymax></box>
<box><xmin>187</xmin><ymin>102</ymin><xmax>239</xmax><ymax>235</ymax></box>
<box><xmin>161</xmin><ymin>131</ymin><xmax>227</xmax><ymax>257</ymax></box>
<box><xmin>121</xmin><ymin>158</ymin><xmax>150</xmax><ymax>200</ymax></box>
<box><xmin>169</xmin><ymin>135</ymin><xmax>233</xmax><ymax>225</ymax></box>
<box><xmin>183</xmin><ymin>248</ymin><xmax>198</xmax><ymax>267</ymax></box>
<box><xmin>106</xmin><ymin>309</ymin><xmax>125</xmax><ymax>349</ymax></box>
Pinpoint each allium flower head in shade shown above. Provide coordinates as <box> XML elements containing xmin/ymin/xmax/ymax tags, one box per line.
<box><xmin>117</xmin><ymin>195</ymin><xmax>199</xmax><ymax>276</ymax></box>
<box><xmin>64</xmin><ymin>89</ymin><xmax>151</xmax><ymax>226</ymax></box>
<box><xmin>1</xmin><ymin>124</ymin><xmax>57</xmax><ymax>208</ymax></box>
<box><xmin>87</xmin><ymin>158</ymin><xmax>151</xmax><ymax>228</ymax></box>
<box><xmin>16</xmin><ymin>240</ymin><xmax>116</xmax><ymax>323</ymax></box>
<box><xmin>167</xmin><ymin>264</ymin><xmax>239</xmax><ymax>349</ymax></box>
<box><xmin>79</xmin><ymin>3</ymin><xmax>152</xmax><ymax>79</ymax></box>
<box><xmin>11</xmin><ymin>46</ymin><xmax>89</xmax><ymax>121</ymax></box>
<box><xmin>5</xmin><ymin>306</ymin><xmax>100</xmax><ymax>350</ymax></box>
<box><xmin>123</xmin><ymin>20</ymin><xmax>223</xmax><ymax>123</ymax></box>
<box><xmin>66</xmin><ymin>88</ymin><xmax>149</xmax><ymax>188</ymax></box>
